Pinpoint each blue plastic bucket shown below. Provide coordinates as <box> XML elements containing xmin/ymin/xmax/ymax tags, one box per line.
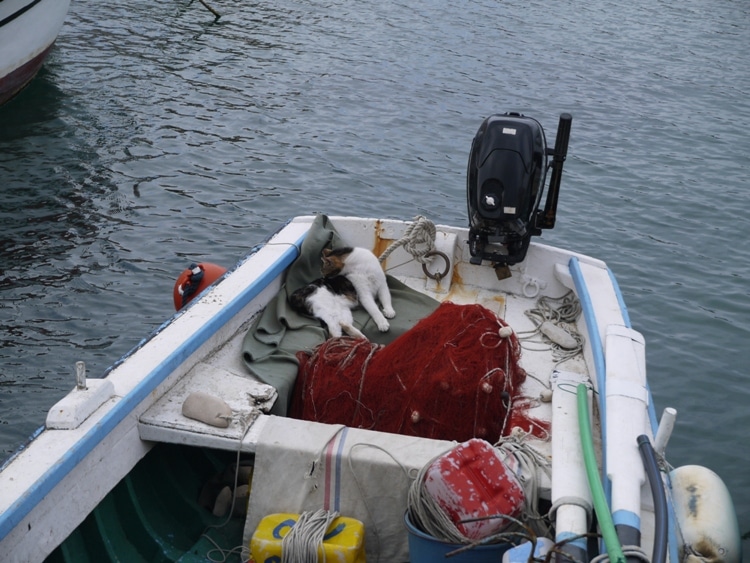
<box><xmin>404</xmin><ymin>512</ymin><xmax>510</xmax><ymax>562</ymax></box>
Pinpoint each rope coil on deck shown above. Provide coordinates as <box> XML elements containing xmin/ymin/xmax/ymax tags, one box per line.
<box><xmin>590</xmin><ymin>546</ymin><xmax>650</xmax><ymax>562</ymax></box>
<box><xmin>378</xmin><ymin>215</ymin><xmax>437</xmax><ymax>264</ymax></box>
<box><xmin>495</xmin><ymin>433</ymin><xmax>553</xmax><ymax>538</ymax></box>
<box><xmin>281</xmin><ymin>509</ymin><xmax>341</xmax><ymax>563</ymax></box>
<box><xmin>407</xmin><ymin>454</ymin><xmax>469</xmax><ymax>545</ymax></box>
<box><xmin>518</xmin><ymin>290</ymin><xmax>584</xmax><ymax>366</ymax></box>
<box><xmin>377</xmin><ymin>215</ymin><xmax>452</xmax><ymax>280</ymax></box>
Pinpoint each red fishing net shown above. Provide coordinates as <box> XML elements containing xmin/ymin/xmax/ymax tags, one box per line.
<box><xmin>290</xmin><ymin>302</ymin><xmax>546</xmax><ymax>443</ymax></box>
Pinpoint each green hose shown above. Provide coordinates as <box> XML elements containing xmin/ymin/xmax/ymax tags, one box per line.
<box><xmin>576</xmin><ymin>383</ymin><xmax>626</xmax><ymax>563</ymax></box>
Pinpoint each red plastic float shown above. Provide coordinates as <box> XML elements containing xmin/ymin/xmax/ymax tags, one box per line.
<box><xmin>172</xmin><ymin>262</ymin><xmax>227</xmax><ymax>310</ymax></box>
<box><xmin>423</xmin><ymin>438</ymin><xmax>525</xmax><ymax>540</ymax></box>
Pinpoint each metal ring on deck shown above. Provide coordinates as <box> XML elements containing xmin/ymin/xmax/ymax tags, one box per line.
<box><xmin>422</xmin><ymin>250</ymin><xmax>451</xmax><ymax>281</ymax></box>
<box><xmin>522</xmin><ymin>278</ymin><xmax>541</xmax><ymax>298</ymax></box>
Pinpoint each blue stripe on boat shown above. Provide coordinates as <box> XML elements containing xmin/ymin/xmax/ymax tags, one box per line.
<box><xmin>568</xmin><ymin>257</ymin><xmax>606</xmax><ymax>423</ymax></box>
<box><xmin>334</xmin><ymin>427</ymin><xmax>349</xmax><ymax>512</ymax></box>
<box><xmin>605</xmin><ymin>264</ymin><xmax>661</xmax><ymax>435</ymax></box>
<box><xmin>555</xmin><ymin>530</ymin><xmax>587</xmax><ymax>552</ymax></box>
<box><xmin>568</xmin><ymin>256</ymin><xmax>613</xmax><ymax>514</ymax></box>
<box><xmin>612</xmin><ymin>508</ymin><xmax>641</xmax><ymax>530</ymax></box>
<box><xmin>576</xmin><ymin>259</ymin><xmax>681</xmax><ymax>561</ymax></box>
<box><xmin>607</xmin><ymin>268</ymin><xmax>631</xmax><ymax>329</ymax></box>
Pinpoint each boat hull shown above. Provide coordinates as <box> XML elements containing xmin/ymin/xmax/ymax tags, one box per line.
<box><xmin>0</xmin><ymin>0</ymin><xmax>71</xmax><ymax>104</ymax></box>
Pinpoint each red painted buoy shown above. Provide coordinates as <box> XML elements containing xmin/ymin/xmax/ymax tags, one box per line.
<box><xmin>173</xmin><ymin>262</ymin><xmax>227</xmax><ymax>310</ymax></box>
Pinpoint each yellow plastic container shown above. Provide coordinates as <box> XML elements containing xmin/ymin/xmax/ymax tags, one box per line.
<box><xmin>250</xmin><ymin>513</ymin><xmax>366</xmax><ymax>563</ymax></box>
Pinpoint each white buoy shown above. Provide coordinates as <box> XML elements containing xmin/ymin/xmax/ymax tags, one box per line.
<box><xmin>539</xmin><ymin>321</ymin><xmax>578</xmax><ymax>349</ymax></box>
<box><xmin>670</xmin><ymin>465</ymin><xmax>741</xmax><ymax>563</ymax></box>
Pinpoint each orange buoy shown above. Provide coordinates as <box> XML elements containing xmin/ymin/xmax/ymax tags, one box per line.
<box><xmin>173</xmin><ymin>262</ymin><xmax>227</xmax><ymax>310</ymax></box>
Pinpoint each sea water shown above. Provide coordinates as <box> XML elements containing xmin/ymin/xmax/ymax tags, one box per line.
<box><xmin>1</xmin><ymin>0</ymin><xmax>748</xmax><ymax>549</ymax></box>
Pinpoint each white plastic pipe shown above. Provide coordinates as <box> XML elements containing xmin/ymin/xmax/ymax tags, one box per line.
<box><xmin>653</xmin><ymin>407</ymin><xmax>677</xmax><ymax>456</ymax></box>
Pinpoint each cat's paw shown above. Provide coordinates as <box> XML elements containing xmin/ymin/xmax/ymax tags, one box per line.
<box><xmin>327</xmin><ymin>326</ymin><xmax>343</xmax><ymax>338</ymax></box>
<box><xmin>376</xmin><ymin>319</ymin><xmax>390</xmax><ymax>332</ymax></box>
<box><xmin>383</xmin><ymin>307</ymin><xmax>396</xmax><ymax>319</ymax></box>
<box><xmin>343</xmin><ymin>324</ymin><xmax>367</xmax><ymax>340</ymax></box>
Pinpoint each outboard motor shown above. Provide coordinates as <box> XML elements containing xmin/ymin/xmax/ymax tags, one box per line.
<box><xmin>467</xmin><ymin>112</ymin><xmax>572</xmax><ymax>267</ymax></box>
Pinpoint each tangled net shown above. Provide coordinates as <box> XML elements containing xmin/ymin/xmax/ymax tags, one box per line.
<box><xmin>290</xmin><ymin>302</ymin><xmax>547</xmax><ymax>443</ymax></box>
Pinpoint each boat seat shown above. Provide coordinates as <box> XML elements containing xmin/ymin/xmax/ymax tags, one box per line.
<box><xmin>138</xmin><ymin>362</ymin><xmax>277</xmax><ymax>452</ymax></box>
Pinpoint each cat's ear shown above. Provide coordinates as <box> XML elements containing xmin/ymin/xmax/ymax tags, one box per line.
<box><xmin>321</xmin><ymin>248</ymin><xmax>332</xmax><ymax>257</ymax></box>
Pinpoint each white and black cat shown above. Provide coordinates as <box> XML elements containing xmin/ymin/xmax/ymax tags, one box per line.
<box><xmin>289</xmin><ymin>246</ymin><xmax>396</xmax><ymax>338</ymax></box>
<box><xmin>321</xmin><ymin>246</ymin><xmax>395</xmax><ymax>332</ymax></box>
<box><xmin>289</xmin><ymin>275</ymin><xmax>366</xmax><ymax>339</ymax></box>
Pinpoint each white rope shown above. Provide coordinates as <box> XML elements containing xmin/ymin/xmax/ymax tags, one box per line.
<box><xmin>495</xmin><ymin>433</ymin><xmax>553</xmax><ymax>538</ymax></box>
<box><xmin>590</xmin><ymin>545</ymin><xmax>650</xmax><ymax>562</ymax></box>
<box><xmin>407</xmin><ymin>455</ymin><xmax>469</xmax><ymax>544</ymax></box>
<box><xmin>203</xmin><ymin>412</ymin><xmax>254</xmax><ymax>562</ymax></box>
<box><xmin>406</xmin><ymin>438</ymin><xmax>549</xmax><ymax>546</ymax></box>
<box><xmin>518</xmin><ymin>290</ymin><xmax>584</xmax><ymax>366</ymax></box>
<box><xmin>378</xmin><ymin>215</ymin><xmax>437</xmax><ymax>264</ymax></box>
<box><xmin>281</xmin><ymin>509</ymin><xmax>340</xmax><ymax>563</ymax></box>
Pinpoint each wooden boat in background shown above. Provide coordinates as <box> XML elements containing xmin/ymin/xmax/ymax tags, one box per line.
<box><xmin>0</xmin><ymin>114</ymin><xmax>740</xmax><ymax>562</ymax></box>
<box><xmin>0</xmin><ymin>0</ymin><xmax>71</xmax><ymax>105</ymax></box>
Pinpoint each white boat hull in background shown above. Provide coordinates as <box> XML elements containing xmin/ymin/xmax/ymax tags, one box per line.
<box><xmin>0</xmin><ymin>0</ymin><xmax>71</xmax><ymax>104</ymax></box>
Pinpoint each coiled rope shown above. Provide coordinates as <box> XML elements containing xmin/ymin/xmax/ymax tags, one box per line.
<box><xmin>407</xmin><ymin>436</ymin><xmax>552</xmax><ymax>547</ymax></box>
<box><xmin>590</xmin><ymin>546</ymin><xmax>651</xmax><ymax>562</ymax></box>
<box><xmin>518</xmin><ymin>290</ymin><xmax>584</xmax><ymax>365</ymax></box>
<box><xmin>281</xmin><ymin>509</ymin><xmax>341</xmax><ymax>563</ymax></box>
<box><xmin>406</xmin><ymin>454</ymin><xmax>469</xmax><ymax>544</ymax></box>
<box><xmin>494</xmin><ymin>432</ymin><xmax>553</xmax><ymax>538</ymax></box>
<box><xmin>378</xmin><ymin>215</ymin><xmax>436</xmax><ymax>264</ymax></box>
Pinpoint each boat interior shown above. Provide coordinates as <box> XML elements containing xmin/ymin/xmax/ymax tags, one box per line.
<box><xmin>42</xmin><ymin>214</ymin><xmax>614</xmax><ymax>562</ymax></box>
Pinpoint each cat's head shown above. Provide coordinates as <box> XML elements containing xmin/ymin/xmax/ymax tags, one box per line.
<box><xmin>321</xmin><ymin>247</ymin><xmax>351</xmax><ymax>277</ymax></box>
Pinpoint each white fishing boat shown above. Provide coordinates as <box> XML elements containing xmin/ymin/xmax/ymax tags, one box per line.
<box><xmin>0</xmin><ymin>114</ymin><xmax>740</xmax><ymax>563</ymax></box>
<box><xmin>0</xmin><ymin>0</ymin><xmax>71</xmax><ymax>105</ymax></box>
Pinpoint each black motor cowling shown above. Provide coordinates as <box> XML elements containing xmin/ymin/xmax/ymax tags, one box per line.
<box><xmin>467</xmin><ymin>112</ymin><xmax>571</xmax><ymax>266</ymax></box>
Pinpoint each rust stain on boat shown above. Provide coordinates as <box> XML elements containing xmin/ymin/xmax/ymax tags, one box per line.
<box><xmin>373</xmin><ymin>220</ymin><xmax>393</xmax><ymax>261</ymax></box>
<box><xmin>489</xmin><ymin>293</ymin><xmax>507</xmax><ymax>307</ymax></box>
<box><xmin>451</xmin><ymin>264</ymin><xmax>465</xmax><ymax>288</ymax></box>
<box><xmin>444</xmin><ymin>265</ymin><xmax>507</xmax><ymax>312</ymax></box>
